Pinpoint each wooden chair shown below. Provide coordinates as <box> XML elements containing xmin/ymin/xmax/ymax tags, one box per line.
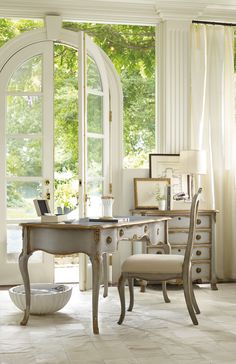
<box><xmin>117</xmin><ymin>188</ymin><xmax>202</xmax><ymax>326</ymax></box>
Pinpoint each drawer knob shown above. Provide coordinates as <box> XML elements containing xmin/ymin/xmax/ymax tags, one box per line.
<box><xmin>106</xmin><ymin>236</ymin><xmax>112</xmax><ymax>245</ymax></box>
<box><xmin>196</xmin><ymin>250</ymin><xmax>201</xmax><ymax>256</ymax></box>
<box><xmin>196</xmin><ymin>234</ymin><xmax>201</xmax><ymax>240</ymax></box>
<box><xmin>119</xmin><ymin>229</ymin><xmax>124</xmax><ymax>237</ymax></box>
<box><xmin>197</xmin><ymin>218</ymin><xmax>201</xmax><ymax>225</ymax></box>
<box><xmin>196</xmin><ymin>267</ymin><xmax>202</xmax><ymax>274</ymax></box>
<box><xmin>156</xmin><ymin>251</ymin><xmax>162</xmax><ymax>254</ymax></box>
<box><xmin>178</xmin><ymin>249</ymin><xmax>182</xmax><ymax>252</ymax></box>
<box><xmin>178</xmin><ymin>217</ymin><xmax>181</xmax><ymax>221</ymax></box>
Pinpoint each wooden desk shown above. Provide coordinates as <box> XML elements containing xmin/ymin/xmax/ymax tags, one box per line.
<box><xmin>19</xmin><ymin>216</ymin><xmax>170</xmax><ymax>334</ymax></box>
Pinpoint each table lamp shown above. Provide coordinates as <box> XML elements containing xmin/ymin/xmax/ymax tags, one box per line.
<box><xmin>180</xmin><ymin>149</ymin><xmax>207</xmax><ymax>200</ymax></box>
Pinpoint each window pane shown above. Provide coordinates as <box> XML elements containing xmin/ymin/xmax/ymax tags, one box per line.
<box><xmin>87</xmin><ymin>138</ymin><xmax>103</xmax><ymax>178</ymax></box>
<box><xmin>7</xmin><ymin>224</ymin><xmax>42</xmax><ymax>263</ymax></box>
<box><xmin>7</xmin><ymin>181</ymin><xmax>42</xmax><ymax>219</ymax></box>
<box><xmin>6</xmin><ymin>138</ymin><xmax>42</xmax><ymax>176</ymax></box>
<box><xmin>6</xmin><ymin>95</ymin><xmax>42</xmax><ymax>134</ymax></box>
<box><xmin>86</xmin><ymin>181</ymin><xmax>103</xmax><ymax>217</ymax></box>
<box><xmin>87</xmin><ymin>94</ymin><xmax>103</xmax><ymax>133</ymax></box>
<box><xmin>63</xmin><ymin>22</ymin><xmax>156</xmax><ymax>168</ymax></box>
<box><xmin>8</xmin><ymin>55</ymin><xmax>42</xmax><ymax>92</ymax></box>
<box><xmin>54</xmin><ymin>44</ymin><xmax>79</xmax><ymax>212</ymax></box>
<box><xmin>87</xmin><ymin>57</ymin><xmax>102</xmax><ymax>91</ymax></box>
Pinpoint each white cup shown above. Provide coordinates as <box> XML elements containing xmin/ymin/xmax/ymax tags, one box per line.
<box><xmin>101</xmin><ymin>196</ymin><xmax>114</xmax><ymax>218</ymax></box>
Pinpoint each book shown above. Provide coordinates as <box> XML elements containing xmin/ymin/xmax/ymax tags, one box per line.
<box><xmin>41</xmin><ymin>214</ymin><xmax>68</xmax><ymax>223</ymax></box>
<box><xmin>88</xmin><ymin>217</ymin><xmax>129</xmax><ymax>223</ymax></box>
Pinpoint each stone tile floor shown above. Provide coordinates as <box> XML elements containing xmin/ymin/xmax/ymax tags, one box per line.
<box><xmin>1</xmin><ymin>283</ymin><xmax>236</xmax><ymax>363</ymax></box>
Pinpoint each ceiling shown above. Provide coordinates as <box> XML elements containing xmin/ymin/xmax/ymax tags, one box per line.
<box><xmin>0</xmin><ymin>0</ymin><xmax>236</xmax><ymax>25</ymax></box>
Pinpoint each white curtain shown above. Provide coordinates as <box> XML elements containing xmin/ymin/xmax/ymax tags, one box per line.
<box><xmin>191</xmin><ymin>23</ymin><xmax>236</xmax><ymax>280</ymax></box>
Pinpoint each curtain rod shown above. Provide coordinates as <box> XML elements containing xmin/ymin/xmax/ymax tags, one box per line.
<box><xmin>192</xmin><ymin>20</ymin><xmax>236</xmax><ymax>27</ymax></box>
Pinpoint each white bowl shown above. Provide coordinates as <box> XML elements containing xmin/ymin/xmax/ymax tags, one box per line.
<box><xmin>9</xmin><ymin>283</ymin><xmax>72</xmax><ymax>315</ymax></box>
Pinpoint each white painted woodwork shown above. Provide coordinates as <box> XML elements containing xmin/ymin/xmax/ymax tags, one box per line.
<box><xmin>0</xmin><ymin>42</ymin><xmax>54</xmax><ymax>284</ymax></box>
<box><xmin>158</xmin><ymin>20</ymin><xmax>191</xmax><ymax>153</ymax></box>
<box><xmin>0</xmin><ymin>1</ymin><xmax>236</xmax><ymax>24</ymax></box>
<box><xmin>0</xmin><ymin>17</ymin><xmax>117</xmax><ymax>287</ymax></box>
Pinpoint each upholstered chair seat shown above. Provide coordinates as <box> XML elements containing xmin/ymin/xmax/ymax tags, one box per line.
<box><xmin>122</xmin><ymin>254</ymin><xmax>184</xmax><ymax>274</ymax></box>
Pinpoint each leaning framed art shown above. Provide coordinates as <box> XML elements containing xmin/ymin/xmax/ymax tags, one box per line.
<box><xmin>149</xmin><ymin>153</ymin><xmax>188</xmax><ymax>197</ymax></box>
<box><xmin>134</xmin><ymin>178</ymin><xmax>171</xmax><ymax>209</ymax></box>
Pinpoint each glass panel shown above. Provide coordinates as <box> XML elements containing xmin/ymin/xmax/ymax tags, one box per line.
<box><xmin>87</xmin><ymin>180</ymin><xmax>103</xmax><ymax>217</ymax></box>
<box><xmin>6</xmin><ymin>138</ymin><xmax>42</xmax><ymax>177</ymax></box>
<box><xmin>63</xmin><ymin>22</ymin><xmax>155</xmax><ymax>168</ymax></box>
<box><xmin>87</xmin><ymin>94</ymin><xmax>103</xmax><ymax>133</ymax></box>
<box><xmin>87</xmin><ymin>138</ymin><xmax>103</xmax><ymax>179</ymax></box>
<box><xmin>7</xmin><ymin>181</ymin><xmax>42</xmax><ymax>219</ymax></box>
<box><xmin>87</xmin><ymin>57</ymin><xmax>102</xmax><ymax>91</ymax></box>
<box><xmin>54</xmin><ymin>44</ymin><xmax>79</xmax><ymax>214</ymax></box>
<box><xmin>6</xmin><ymin>95</ymin><xmax>42</xmax><ymax>134</ymax></box>
<box><xmin>7</xmin><ymin>224</ymin><xmax>42</xmax><ymax>263</ymax></box>
<box><xmin>8</xmin><ymin>55</ymin><xmax>42</xmax><ymax>92</ymax></box>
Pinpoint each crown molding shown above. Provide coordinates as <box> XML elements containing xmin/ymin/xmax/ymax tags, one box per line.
<box><xmin>0</xmin><ymin>0</ymin><xmax>160</xmax><ymax>25</ymax></box>
<box><xmin>0</xmin><ymin>0</ymin><xmax>236</xmax><ymax>25</ymax></box>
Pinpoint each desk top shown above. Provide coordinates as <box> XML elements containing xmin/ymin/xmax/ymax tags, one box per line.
<box><xmin>20</xmin><ymin>216</ymin><xmax>170</xmax><ymax>230</ymax></box>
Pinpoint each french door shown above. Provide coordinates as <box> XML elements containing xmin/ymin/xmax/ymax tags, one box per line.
<box><xmin>0</xmin><ymin>32</ymin><xmax>110</xmax><ymax>285</ymax></box>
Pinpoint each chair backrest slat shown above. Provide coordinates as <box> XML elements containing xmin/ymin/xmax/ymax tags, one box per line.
<box><xmin>183</xmin><ymin>188</ymin><xmax>202</xmax><ymax>273</ymax></box>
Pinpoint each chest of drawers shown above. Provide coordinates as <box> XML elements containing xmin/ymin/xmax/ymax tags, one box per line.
<box><xmin>131</xmin><ymin>209</ymin><xmax>218</xmax><ymax>290</ymax></box>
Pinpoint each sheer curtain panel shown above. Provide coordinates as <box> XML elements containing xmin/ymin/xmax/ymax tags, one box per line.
<box><xmin>191</xmin><ymin>23</ymin><xmax>236</xmax><ymax>280</ymax></box>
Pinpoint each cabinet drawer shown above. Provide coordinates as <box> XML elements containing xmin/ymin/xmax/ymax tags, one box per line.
<box><xmin>172</xmin><ymin>246</ymin><xmax>210</xmax><ymax>260</ymax></box>
<box><xmin>192</xmin><ymin>263</ymin><xmax>210</xmax><ymax>282</ymax></box>
<box><xmin>169</xmin><ymin>231</ymin><xmax>210</xmax><ymax>244</ymax></box>
<box><xmin>148</xmin><ymin>246</ymin><xmax>210</xmax><ymax>260</ymax></box>
<box><xmin>168</xmin><ymin>215</ymin><xmax>211</xmax><ymax>229</ymax></box>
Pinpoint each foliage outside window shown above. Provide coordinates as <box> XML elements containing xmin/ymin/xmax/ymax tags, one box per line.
<box><xmin>63</xmin><ymin>22</ymin><xmax>156</xmax><ymax>168</ymax></box>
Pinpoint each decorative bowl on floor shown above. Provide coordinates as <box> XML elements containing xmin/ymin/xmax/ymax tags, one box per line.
<box><xmin>9</xmin><ymin>283</ymin><xmax>72</xmax><ymax>315</ymax></box>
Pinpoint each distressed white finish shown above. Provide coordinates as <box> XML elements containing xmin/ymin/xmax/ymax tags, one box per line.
<box><xmin>19</xmin><ymin>216</ymin><xmax>169</xmax><ymax>334</ymax></box>
<box><xmin>117</xmin><ymin>188</ymin><xmax>202</xmax><ymax>326</ymax></box>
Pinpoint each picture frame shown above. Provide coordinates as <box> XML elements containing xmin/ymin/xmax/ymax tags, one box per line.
<box><xmin>134</xmin><ymin>178</ymin><xmax>171</xmax><ymax>209</ymax></box>
<box><xmin>33</xmin><ymin>199</ymin><xmax>51</xmax><ymax>216</ymax></box>
<box><xmin>149</xmin><ymin>153</ymin><xmax>189</xmax><ymax>197</ymax></box>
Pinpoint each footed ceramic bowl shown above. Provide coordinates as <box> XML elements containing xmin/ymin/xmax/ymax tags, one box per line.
<box><xmin>9</xmin><ymin>283</ymin><xmax>72</xmax><ymax>315</ymax></box>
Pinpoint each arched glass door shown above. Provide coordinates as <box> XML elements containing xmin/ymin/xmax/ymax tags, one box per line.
<box><xmin>0</xmin><ymin>30</ymin><xmax>110</xmax><ymax>285</ymax></box>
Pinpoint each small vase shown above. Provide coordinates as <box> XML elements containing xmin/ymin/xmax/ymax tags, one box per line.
<box><xmin>101</xmin><ymin>195</ymin><xmax>114</xmax><ymax>218</ymax></box>
<box><xmin>158</xmin><ymin>199</ymin><xmax>166</xmax><ymax>210</ymax></box>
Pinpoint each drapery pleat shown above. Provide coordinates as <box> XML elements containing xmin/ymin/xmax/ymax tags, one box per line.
<box><xmin>191</xmin><ymin>23</ymin><xmax>236</xmax><ymax>280</ymax></box>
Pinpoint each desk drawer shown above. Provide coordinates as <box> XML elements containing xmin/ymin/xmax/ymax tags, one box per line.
<box><xmin>169</xmin><ymin>231</ymin><xmax>210</xmax><ymax>245</ymax></box>
<box><xmin>168</xmin><ymin>215</ymin><xmax>210</xmax><ymax>229</ymax></box>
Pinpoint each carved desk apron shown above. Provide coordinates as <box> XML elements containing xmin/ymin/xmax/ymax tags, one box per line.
<box><xmin>19</xmin><ymin>216</ymin><xmax>170</xmax><ymax>334</ymax></box>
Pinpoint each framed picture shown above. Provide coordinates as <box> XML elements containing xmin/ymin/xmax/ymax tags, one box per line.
<box><xmin>134</xmin><ymin>178</ymin><xmax>171</xmax><ymax>209</ymax></box>
<box><xmin>149</xmin><ymin>153</ymin><xmax>188</xmax><ymax>197</ymax></box>
<box><xmin>33</xmin><ymin>199</ymin><xmax>51</xmax><ymax>216</ymax></box>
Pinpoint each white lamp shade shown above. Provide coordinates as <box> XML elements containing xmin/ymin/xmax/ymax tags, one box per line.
<box><xmin>180</xmin><ymin>150</ymin><xmax>207</xmax><ymax>175</ymax></box>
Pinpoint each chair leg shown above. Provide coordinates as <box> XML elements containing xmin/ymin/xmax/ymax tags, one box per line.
<box><xmin>128</xmin><ymin>277</ymin><xmax>134</xmax><ymax>311</ymax></box>
<box><xmin>183</xmin><ymin>275</ymin><xmax>198</xmax><ymax>325</ymax></box>
<box><xmin>162</xmin><ymin>281</ymin><xmax>171</xmax><ymax>303</ymax></box>
<box><xmin>117</xmin><ymin>274</ymin><xmax>126</xmax><ymax>325</ymax></box>
<box><xmin>190</xmin><ymin>281</ymin><xmax>200</xmax><ymax>314</ymax></box>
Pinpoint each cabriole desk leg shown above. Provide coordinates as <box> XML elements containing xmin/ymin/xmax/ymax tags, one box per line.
<box><xmin>90</xmin><ymin>253</ymin><xmax>102</xmax><ymax>334</ymax></box>
<box><xmin>19</xmin><ymin>250</ymin><xmax>31</xmax><ymax>325</ymax></box>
